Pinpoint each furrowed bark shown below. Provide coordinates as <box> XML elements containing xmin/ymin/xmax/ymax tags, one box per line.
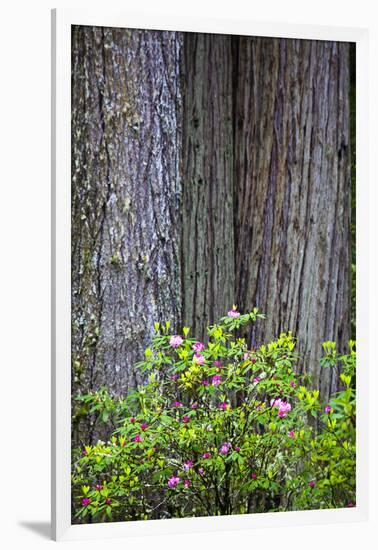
<box><xmin>71</xmin><ymin>26</ymin><xmax>182</xmax><ymax>440</ymax></box>
<box><xmin>234</xmin><ymin>38</ymin><xmax>351</xmax><ymax>396</ymax></box>
<box><xmin>181</xmin><ymin>33</ymin><xmax>235</xmax><ymax>339</ymax></box>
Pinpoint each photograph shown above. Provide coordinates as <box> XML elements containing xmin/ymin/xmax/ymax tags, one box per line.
<box><xmin>70</xmin><ymin>25</ymin><xmax>356</xmax><ymax>524</ymax></box>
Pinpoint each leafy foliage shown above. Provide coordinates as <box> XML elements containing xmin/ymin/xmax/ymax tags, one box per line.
<box><xmin>72</xmin><ymin>309</ymin><xmax>356</xmax><ymax>522</ymax></box>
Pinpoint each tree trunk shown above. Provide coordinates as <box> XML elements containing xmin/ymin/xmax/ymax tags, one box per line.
<box><xmin>181</xmin><ymin>33</ymin><xmax>235</xmax><ymax>339</ymax></box>
<box><xmin>71</xmin><ymin>25</ymin><xmax>182</xmax><ymax>415</ymax></box>
<box><xmin>234</xmin><ymin>38</ymin><xmax>351</xmax><ymax>396</ymax></box>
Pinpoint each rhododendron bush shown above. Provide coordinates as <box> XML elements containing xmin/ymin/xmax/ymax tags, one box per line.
<box><xmin>72</xmin><ymin>309</ymin><xmax>356</xmax><ymax>522</ymax></box>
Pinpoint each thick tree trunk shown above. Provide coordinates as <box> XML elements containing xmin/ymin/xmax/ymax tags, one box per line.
<box><xmin>71</xmin><ymin>25</ymin><xmax>182</xmax><ymax>413</ymax></box>
<box><xmin>181</xmin><ymin>33</ymin><xmax>235</xmax><ymax>339</ymax></box>
<box><xmin>72</xmin><ymin>28</ymin><xmax>352</xmax><ymax>435</ymax></box>
<box><xmin>234</xmin><ymin>38</ymin><xmax>351</xmax><ymax>396</ymax></box>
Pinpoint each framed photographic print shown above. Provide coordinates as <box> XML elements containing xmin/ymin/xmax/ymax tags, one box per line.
<box><xmin>51</xmin><ymin>7</ymin><xmax>369</xmax><ymax>541</ymax></box>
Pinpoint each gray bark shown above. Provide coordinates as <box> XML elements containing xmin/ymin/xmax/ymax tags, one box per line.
<box><xmin>234</xmin><ymin>38</ymin><xmax>351</xmax><ymax>396</ymax></box>
<box><xmin>71</xmin><ymin>25</ymin><xmax>182</xmax><ymax>416</ymax></box>
<box><xmin>181</xmin><ymin>33</ymin><xmax>235</xmax><ymax>339</ymax></box>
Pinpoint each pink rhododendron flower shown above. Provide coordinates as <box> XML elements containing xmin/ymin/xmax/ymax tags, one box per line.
<box><xmin>253</xmin><ymin>376</ymin><xmax>261</xmax><ymax>384</ymax></box>
<box><xmin>278</xmin><ymin>406</ymin><xmax>291</xmax><ymax>418</ymax></box>
<box><xmin>130</xmin><ymin>417</ymin><xmax>136</xmax><ymax>423</ymax></box>
<box><xmin>251</xmin><ymin>472</ymin><xmax>257</xmax><ymax>480</ymax></box>
<box><xmin>191</xmin><ymin>402</ymin><xmax>199</xmax><ymax>409</ymax></box>
<box><xmin>288</xmin><ymin>430</ymin><xmax>295</xmax><ymax>438</ymax></box>
<box><xmin>173</xmin><ymin>400</ymin><xmax>182</xmax><ymax>408</ymax></box>
<box><xmin>82</xmin><ymin>449</ymin><xmax>88</xmax><ymax>456</ymax></box>
<box><xmin>167</xmin><ymin>476</ymin><xmax>181</xmax><ymax>488</ymax></box>
<box><xmin>95</xmin><ymin>484</ymin><xmax>103</xmax><ymax>491</ymax></box>
<box><xmin>324</xmin><ymin>405</ymin><xmax>332</xmax><ymax>413</ymax></box>
<box><xmin>170</xmin><ymin>374</ymin><xmax>178</xmax><ymax>381</ymax></box>
<box><xmin>202</xmin><ymin>452</ymin><xmax>211</xmax><ymax>459</ymax></box>
<box><xmin>193</xmin><ymin>353</ymin><xmax>206</xmax><ymax>365</ymax></box>
<box><xmin>182</xmin><ymin>416</ymin><xmax>190</xmax><ymax>424</ymax></box>
<box><xmin>243</xmin><ymin>353</ymin><xmax>249</xmax><ymax>360</ymax></box>
<box><xmin>105</xmin><ymin>498</ymin><xmax>112</xmax><ymax>505</ymax></box>
<box><xmin>82</xmin><ymin>498</ymin><xmax>91</xmax><ymax>506</ymax></box>
<box><xmin>140</xmin><ymin>423</ymin><xmax>148</xmax><ymax>431</ymax></box>
<box><xmin>235</xmin><ymin>446</ymin><xmax>241</xmax><ymax>452</ymax></box>
<box><xmin>184</xmin><ymin>479</ymin><xmax>191</xmax><ymax>488</ymax></box>
<box><xmin>228</xmin><ymin>306</ymin><xmax>240</xmax><ymax>318</ymax></box>
<box><xmin>218</xmin><ymin>402</ymin><xmax>229</xmax><ymax>410</ymax></box>
<box><xmin>309</xmin><ymin>481</ymin><xmax>316</xmax><ymax>488</ymax></box>
<box><xmin>219</xmin><ymin>442</ymin><xmax>232</xmax><ymax>455</ymax></box>
<box><xmin>198</xmin><ymin>468</ymin><xmax>205</xmax><ymax>476</ymax></box>
<box><xmin>184</xmin><ymin>460</ymin><xmax>194</xmax><ymax>471</ymax></box>
<box><xmin>133</xmin><ymin>434</ymin><xmax>142</xmax><ymax>442</ymax></box>
<box><xmin>212</xmin><ymin>375</ymin><xmax>222</xmax><ymax>386</ymax></box>
<box><xmin>192</xmin><ymin>341</ymin><xmax>205</xmax><ymax>352</ymax></box>
<box><xmin>290</xmin><ymin>380</ymin><xmax>297</xmax><ymax>388</ymax></box>
<box><xmin>251</xmin><ymin>357</ymin><xmax>257</xmax><ymax>363</ymax></box>
<box><xmin>170</xmin><ymin>335</ymin><xmax>183</xmax><ymax>348</ymax></box>
<box><xmin>271</xmin><ymin>398</ymin><xmax>291</xmax><ymax>417</ymax></box>
<box><xmin>214</xmin><ymin>360</ymin><xmax>222</xmax><ymax>367</ymax></box>
<box><xmin>202</xmin><ymin>380</ymin><xmax>209</xmax><ymax>386</ymax></box>
<box><xmin>347</xmin><ymin>501</ymin><xmax>355</xmax><ymax>507</ymax></box>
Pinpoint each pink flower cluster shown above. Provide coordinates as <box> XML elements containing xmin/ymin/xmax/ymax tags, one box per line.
<box><xmin>218</xmin><ymin>402</ymin><xmax>229</xmax><ymax>410</ymax></box>
<box><xmin>219</xmin><ymin>442</ymin><xmax>232</xmax><ymax>455</ymax></box>
<box><xmin>167</xmin><ymin>476</ymin><xmax>181</xmax><ymax>488</ymax></box>
<box><xmin>169</xmin><ymin>335</ymin><xmax>183</xmax><ymax>348</ymax></box>
<box><xmin>270</xmin><ymin>398</ymin><xmax>292</xmax><ymax>417</ymax></box>
<box><xmin>193</xmin><ymin>353</ymin><xmax>206</xmax><ymax>365</ymax></box>
<box><xmin>228</xmin><ymin>306</ymin><xmax>240</xmax><ymax>318</ymax></box>
<box><xmin>183</xmin><ymin>460</ymin><xmax>194</xmax><ymax>471</ymax></box>
<box><xmin>192</xmin><ymin>341</ymin><xmax>205</xmax><ymax>352</ymax></box>
<box><xmin>212</xmin><ymin>375</ymin><xmax>222</xmax><ymax>386</ymax></box>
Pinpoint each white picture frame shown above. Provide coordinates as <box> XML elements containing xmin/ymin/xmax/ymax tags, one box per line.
<box><xmin>51</xmin><ymin>7</ymin><xmax>369</xmax><ymax>541</ymax></box>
